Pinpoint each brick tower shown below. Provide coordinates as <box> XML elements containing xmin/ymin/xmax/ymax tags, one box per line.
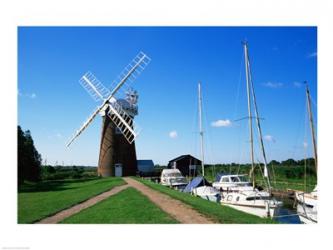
<box><xmin>97</xmin><ymin>91</ymin><xmax>139</xmax><ymax>177</ymax></box>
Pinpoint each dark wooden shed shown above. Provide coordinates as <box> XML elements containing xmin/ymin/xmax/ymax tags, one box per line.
<box><xmin>167</xmin><ymin>154</ymin><xmax>201</xmax><ymax>177</ymax></box>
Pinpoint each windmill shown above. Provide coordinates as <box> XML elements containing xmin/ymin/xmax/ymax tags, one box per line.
<box><xmin>66</xmin><ymin>52</ymin><xmax>151</xmax><ymax>177</ymax></box>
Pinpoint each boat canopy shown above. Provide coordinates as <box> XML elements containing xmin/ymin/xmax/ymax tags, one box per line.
<box><xmin>183</xmin><ymin>176</ymin><xmax>211</xmax><ymax>193</ymax></box>
<box><xmin>215</xmin><ymin>173</ymin><xmax>229</xmax><ymax>182</ymax></box>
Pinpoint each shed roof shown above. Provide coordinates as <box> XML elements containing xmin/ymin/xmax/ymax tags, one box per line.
<box><xmin>137</xmin><ymin>160</ymin><xmax>154</xmax><ymax>165</ymax></box>
<box><xmin>137</xmin><ymin>160</ymin><xmax>154</xmax><ymax>173</ymax></box>
<box><xmin>168</xmin><ymin>154</ymin><xmax>201</xmax><ymax>163</ymax></box>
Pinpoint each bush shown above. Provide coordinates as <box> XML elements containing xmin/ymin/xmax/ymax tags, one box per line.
<box><xmin>41</xmin><ymin>166</ymin><xmax>97</xmax><ymax>180</ymax></box>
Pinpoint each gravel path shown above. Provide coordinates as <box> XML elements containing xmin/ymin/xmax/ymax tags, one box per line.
<box><xmin>124</xmin><ymin>177</ymin><xmax>215</xmax><ymax>224</ymax></box>
<box><xmin>35</xmin><ymin>184</ymin><xmax>129</xmax><ymax>224</ymax></box>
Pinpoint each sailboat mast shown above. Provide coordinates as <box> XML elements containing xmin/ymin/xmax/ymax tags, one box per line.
<box><xmin>247</xmin><ymin>53</ymin><xmax>271</xmax><ymax>190</ymax></box>
<box><xmin>306</xmin><ymin>83</ymin><xmax>317</xmax><ymax>173</ymax></box>
<box><xmin>198</xmin><ymin>82</ymin><xmax>205</xmax><ymax>177</ymax></box>
<box><xmin>243</xmin><ymin>42</ymin><xmax>255</xmax><ymax>188</ymax></box>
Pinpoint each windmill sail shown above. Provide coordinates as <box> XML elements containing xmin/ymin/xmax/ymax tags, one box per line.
<box><xmin>66</xmin><ymin>52</ymin><xmax>150</xmax><ymax>147</ymax></box>
<box><xmin>107</xmin><ymin>101</ymin><xmax>140</xmax><ymax>144</ymax></box>
<box><xmin>66</xmin><ymin>105</ymin><xmax>103</xmax><ymax>147</ymax></box>
<box><xmin>79</xmin><ymin>71</ymin><xmax>111</xmax><ymax>102</ymax></box>
<box><xmin>109</xmin><ymin>52</ymin><xmax>151</xmax><ymax>92</ymax></box>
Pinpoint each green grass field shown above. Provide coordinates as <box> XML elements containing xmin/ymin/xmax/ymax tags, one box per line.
<box><xmin>61</xmin><ymin>187</ymin><xmax>178</xmax><ymax>224</ymax></box>
<box><xmin>18</xmin><ymin>177</ymin><xmax>125</xmax><ymax>223</ymax></box>
<box><xmin>135</xmin><ymin>178</ymin><xmax>276</xmax><ymax>224</ymax></box>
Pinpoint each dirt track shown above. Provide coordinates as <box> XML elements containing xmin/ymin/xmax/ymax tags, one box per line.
<box><xmin>124</xmin><ymin>177</ymin><xmax>215</xmax><ymax>224</ymax></box>
<box><xmin>35</xmin><ymin>184</ymin><xmax>129</xmax><ymax>224</ymax></box>
<box><xmin>35</xmin><ymin>177</ymin><xmax>215</xmax><ymax>224</ymax></box>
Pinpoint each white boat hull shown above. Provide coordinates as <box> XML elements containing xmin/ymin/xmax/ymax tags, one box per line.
<box><xmin>220</xmin><ymin>191</ymin><xmax>282</xmax><ymax>218</ymax></box>
<box><xmin>223</xmin><ymin>203</ymin><xmax>278</xmax><ymax>218</ymax></box>
<box><xmin>297</xmin><ymin>203</ymin><xmax>317</xmax><ymax>223</ymax></box>
<box><xmin>295</xmin><ymin>188</ymin><xmax>317</xmax><ymax>223</ymax></box>
<box><xmin>192</xmin><ymin>186</ymin><xmax>221</xmax><ymax>203</ymax></box>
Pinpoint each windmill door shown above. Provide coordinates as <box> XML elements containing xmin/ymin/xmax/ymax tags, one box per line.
<box><xmin>115</xmin><ymin>163</ymin><xmax>123</xmax><ymax>177</ymax></box>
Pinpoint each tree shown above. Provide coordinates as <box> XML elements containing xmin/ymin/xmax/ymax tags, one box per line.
<box><xmin>281</xmin><ymin>158</ymin><xmax>298</xmax><ymax>166</ymax></box>
<box><xmin>18</xmin><ymin>126</ymin><xmax>42</xmax><ymax>185</ymax></box>
<box><xmin>296</xmin><ymin>158</ymin><xmax>313</xmax><ymax>166</ymax></box>
<box><xmin>268</xmin><ymin>160</ymin><xmax>280</xmax><ymax>166</ymax></box>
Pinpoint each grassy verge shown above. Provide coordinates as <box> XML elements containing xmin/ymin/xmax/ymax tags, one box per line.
<box><xmin>61</xmin><ymin>187</ymin><xmax>178</xmax><ymax>224</ymax></box>
<box><xmin>134</xmin><ymin>177</ymin><xmax>276</xmax><ymax>224</ymax></box>
<box><xmin>18</xmin><ymin>177</ymin><xmax>125</xmax><ymax>223</ymax></box>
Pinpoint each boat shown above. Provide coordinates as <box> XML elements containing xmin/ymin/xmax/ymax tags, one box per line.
<box><xmin>160</xmin><ymin>168</ymin><xmax>188</xmax><ymax>189</ymax></box>
<box><xmin>213</xmin><ymin>173</ymin><xmax>253</xmax><ymax>192</ymax></box>
<box><xmin>217</xmin><ymin>42</ymin><xmax>282</xmax><ymax>218</ymax></box>
<box><xmin>214</xmin><ymin>173</ymin><xmax>282</xmax><ymax>217</ymax></box>
<box><xmin>295</xmin><ymin>186</ymin><xmax>317</xmax><ymax>223</ymax></box>
<box><xmin>295</xmin><ymin>83</ymin><xmax>318</xmax><ymax>223</ymax></box>
<box><xmin>183</xmin><ymin>176</ymin><xmax>221</xmax><ymax>202</ymax></box>
<box><xmin>190</xmin><ymin>82</ymin><xmax>221</xmax><ymax>202</ymax></box>
<box><xmin>220</xmin><ymin>190</ymin><xmax>282</xmax><ymax>218</ymax></box>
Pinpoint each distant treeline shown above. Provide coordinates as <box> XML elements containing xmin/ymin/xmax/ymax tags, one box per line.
<box><xmin>41</xmin><ymin>165</ymin><xmax>97</xmax><ymax>180</ymax></box>
<box><xmin>203</xmin><ymin>158</ymin><xmax>315</xmax><ymax>168</ymax></box>
<box><xmin>201</xmin><ymin>158</ymin><xmax>317</xmax><ymax>181</ymax></box>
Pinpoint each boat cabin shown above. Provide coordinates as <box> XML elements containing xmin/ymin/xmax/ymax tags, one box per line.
<box><xmin>160</xmin><ymin>168</ymin><xmax>188</xmax><ymax>188</ymax></box>
<box><xmin>212</xmin><ymin>174</ymin><xmax>252</xmax><ymax>191</ymax></box>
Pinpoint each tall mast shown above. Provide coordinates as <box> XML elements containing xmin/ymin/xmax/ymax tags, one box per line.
<box><xmin>198</xmin><ymin>82</ymin><xmax>205</xmax><ymax>177</ymax></box>
<box><xmin>305</xmin><ymin>83</ymin><xmax>317</xmax><ymax>173</ymax></box>
<box><xmin>243</xmin><ymin>42</ymin><xmax>255</xmax><ymax>188</ymax></box>
<box><xmin>245</xmin><ymin>44</ymin><xmax>271</xmax><ymax>190</ymax></box>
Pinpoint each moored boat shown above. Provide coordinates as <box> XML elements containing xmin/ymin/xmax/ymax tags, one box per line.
<box><xmin>295</xmin><ymin>84</ymin><xmax>318</xmax><ymax>224</ymax></box>
<box><xmin>160</xmin><ymin>168</ymin><xmax>188</xmax><ymax>189</ymax></box>
<box><xmin>216</xmin><ymin>42</ymin><xmax>283</xmax><ymax>218</ymax></box>
<box><xmin>184</xmin><ymin>176</ymin><xmax>221</xmax><ymax>202</ymax></box>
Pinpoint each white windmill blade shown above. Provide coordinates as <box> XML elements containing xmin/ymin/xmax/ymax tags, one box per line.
<box><xmin>79</xmin><ymin>71</ymin><xmax>111</xmax><ymax>102</ymax></box>
<box><xmin>67</xmin><ymin>52</ymin><xmax>150</xmax><ymax>147</ymax></box>
<box><xmin>107</xmin><ymin>101</ymin><xmax>141</xmax><ymax>144</ymax></box>
<box><xmin>107</xmin><ymin>52</ymin><xmax>151</xmax><ymax>102</ymax></box>
<box><xmin>66</xmin><ymin>105</ymin><xmax>104</xmax><ymax>147</ymax></box>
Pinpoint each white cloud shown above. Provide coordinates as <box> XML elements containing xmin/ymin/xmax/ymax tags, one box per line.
<box><xmin>262</xmin><ymin>82</ymin><xmax>284</xmax><ymax>88</ymax></box>
<box><xmin>307</xmin><ymin>52</ymin><xmax>317</xmax><ymax>58</ymax></box>
<box><xmin>169</xmin><ymin>130</ymin><xmax>178</xmax><ymax>139</ymax></box>
<box><xmin>303</xmin><ymin>142</ymin><xmax>308</xmax><ymax>148</ymax></box>
<box><xmin>18</xmin><ymin>90</ymin><xmax>37</xmax><ymax>99</ymax></box>
<box><xmin>47</xmin><ymin>132</ymin><xmax>63</xmax><ymax>139</ymax></box>
<box><xmin>211</xmin><ymin>119</ymin><xmax>232</xmax><ymax>127</ymax></box>
<box><xmin>264</xmin><ymin>135</ymin><xmax>276</xmax><ymax>143</ymax></box>
<box><xmin>293</xmin><ymin>81</ymin><xmax>303</xmax><ymax>88</ymax></box>
<box><xmin>56</xmin><ymin>133</ymin><xmax>63</xmax><ymax>138</ymax></box>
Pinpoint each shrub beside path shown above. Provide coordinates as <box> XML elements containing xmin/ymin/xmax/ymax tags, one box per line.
<box><xmin>124</xmin><ymin>177</ymin><xmax>215</xmax><ymax>224</ymax></box>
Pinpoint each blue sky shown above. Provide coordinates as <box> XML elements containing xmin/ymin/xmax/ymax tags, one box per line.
<box><xmin>18</xmin><ymin>27</ymin><xmax>317</xmax><ymax>166</ymax></box>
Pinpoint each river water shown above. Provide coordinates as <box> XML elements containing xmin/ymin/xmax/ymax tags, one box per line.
<box><xmin>273</xmin><ymin>196</ymin><xmax>301</xmax><ymax>224</ymax></box>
